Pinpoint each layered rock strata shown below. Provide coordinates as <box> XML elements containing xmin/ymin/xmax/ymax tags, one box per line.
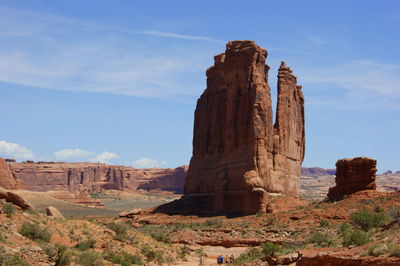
<box><xmin>327</xmin><ymin>157</ymin><xmax>377</xmax><ymax>200</ymax></box>
<box><xmin>184</xmin><ymin>40</ymin><xmax>305</xmax><ymax>214</ymax></box>
<box><xmin>9</xmin><ymin>161</ymin><xmax>187</xmax><ymax>194</ymax></box>
<box><xmin>0</xmin><ymin>158</ymin><xmax>25</xmax><ymax>189</ymax></box>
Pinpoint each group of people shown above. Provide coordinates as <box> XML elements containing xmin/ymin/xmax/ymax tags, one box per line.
<box><xmin>217</xmin><ymin>254</ymin><xmax>235</xmax><ymax>264</ymax></box>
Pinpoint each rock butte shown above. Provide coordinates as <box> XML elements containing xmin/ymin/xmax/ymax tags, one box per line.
<box><xmin>184</xmin><ymin>40</ymin><xmax>305</xmax><ymax>214</ymax></box>
<box><xmin>0</xmin><ymin>158</ymin><xmax>25</xmax><ymax>190</ymax></box>
<box><xmin>328</xmin><ymin>157</ymin><xmax>377</xmax><ymax>201</ymax></box>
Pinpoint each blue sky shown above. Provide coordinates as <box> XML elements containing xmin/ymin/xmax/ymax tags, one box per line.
<box><xmin>0</xmin><ymin>0</ymin><xmax>399</xmax><ymax>172</ymax></box>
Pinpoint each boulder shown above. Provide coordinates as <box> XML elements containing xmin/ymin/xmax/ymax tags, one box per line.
<box><xmin>183</xmin><ymin>40</ymin><xmax>305</xmax><ymax>214</ymax></box>
<box><xmin>0</xmin><ymin>187</ymin><xmax>34</xmax><ymax>210</ymax></box>
<box><xmin>119</xmin><ymin>208</ymin><xmax>141</xmax><ymax>218</ymax></box>
<box><xmin>327</xmin><ymin>157</ymin><xmax>377</xmax><ymax>201</ymax></box>
<box><xmin>46</xmin><ymin>206</ymin><xmax>65</xmax><ymax>219</ymax></box>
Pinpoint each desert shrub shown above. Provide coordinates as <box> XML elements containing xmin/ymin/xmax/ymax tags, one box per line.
<box><xmin>339</xmin><ymin>222</ymin><xmax>350</xmax><ymax>234</ymax></box>
<box><xmin>368</xmin><ymin>244</ymin><xmax>387</xmax><ymax>256</ymax></box>
<box><xmin>141</xmin><ymin>245</ymin><xmax>164</xmax><ymax>263</ymax></box>
<box><xmin>260</xmin><ymin>242</ymin><xmax>281</xmax><ymax>257</ymax></box>
<box><xmin>319</xmin><ymin>219</ymin><xmax>329</xmax><ymax>228</ymax></box>
<box><xmin>204</xmin><ymin>218</ymin><xmax>223</xmax><ymax>228</ymax></box>
<box><xmin>309</xmin><ymin>232</ymin><xmax>333</xmax><ymax>247</ymax></box>
<box><xmin>389</xmin><ymin>244</ymin><xmax>400</xmax><ymax>257</ymax></box>
<box><xmin>76</xmin><ymin>237</ymin><xmax>96</xmax><ymax>251</ymax></box>
<box><xmin>350</xmin><ymin>208</ymin><xmax>386</xmax><ymax>231</ymax></box>
<box><xmin>388</xmin><ymin>206</ymin><xmax>400</xmax><ymax>223</ymax></box>
<box><xmin>77</xmin><ymin>251</ymin><xmax>103</xmax><ymax>266</ymax></box>
<box><xmin>256</xmin><ymin>210</ymin><xmax>264</xmax><ymax>218</ymax></box>
<box><xmin>0</xmin><ymin>232</ymin><xmax>6</xmax><ymax>243</ymax></box>
<box><xmin>178</xmin><ymin>245</ymin><xmax>190</xmax><ymax>259</ymax></box>
<box><xmin>342</xmin><ymin>229</ymin><xmax>369</xmax><ymax>247</ymax></box>
<box><xmin>374</xmin><ymin>206</ymin><xmax>384</xmax><ymax>213</ymax></box>
<box><xmin>19</xmin><ymin>223</ymin><xmax>51</xmax><ymax>242</ymax></box>
<box><xmin>234</xmin><ymin>247</ymin><xmax>261</xmax><ymax>264</ymax></box>
<box><xmin>3</xmin><ymin>204</ymin><xmax>15</xmax><ymax>218</ymax></box>
<box><xmin>106</xmin><ymin>250</ymin><xmax>143</xmax><ymax>266</ymax></box>
<box><xmin>150</xmin><ymin>232</ymin><xmax>171</xmax><ymax>244</ymax></box>
<box><xmin>108</xmin><ymin>222</ymin><xmax>128</xmax><ymax>241</ymax></box>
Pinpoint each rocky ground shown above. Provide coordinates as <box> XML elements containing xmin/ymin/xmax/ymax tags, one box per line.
<box><xmin>1</xmin><ymin>189</ymin><xmax>400</xmax><ymax>265</ymax></box>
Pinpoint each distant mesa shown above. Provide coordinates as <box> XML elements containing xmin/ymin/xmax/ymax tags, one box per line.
<box><xmin>327</xmin><ymin>157</ymin><xmax>377</xmax><ymax>201</ymax></box>
<box><xmin>158</xmin><ymin>40</ymin><xmax>305</xmax><ymax>215</ymax></box>
<box><xmin>382</xmin><ymin>170</ymin><xmax>393</xmax><ymax>175</ymax></box>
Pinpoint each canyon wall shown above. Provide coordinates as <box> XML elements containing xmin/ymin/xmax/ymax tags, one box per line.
<box><xmin>0</xmin><ymin>158</ymin><xmax>25</xmax><ymax>190</ymax></box>
<box><xmin>184</xmin><ymin>40</ymin><xmax>305</xmax><ymax>214</ymax></box>
<box><xmin>8</xmin><ymin>161</ymin><xmax>187</xmax><ymax>194</ymax></box>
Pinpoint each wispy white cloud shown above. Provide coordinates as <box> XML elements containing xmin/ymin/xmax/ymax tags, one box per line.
<box><xmin>0</xmin><ymin>140</ymin><xmax>34</xmax><ymax>160</ymax></box>
<box><xmin>89</xmin><ymin>151</ymin><xmax>119</xmax><ymax>163</ymax></box>
<box><xmin>53</xmin><ymin>148</ymin><xmax>95</xmax><ymax>160</ymax></box>
<box><xmin>298</xmin><ymin>60</ymin><xmax>400</xmax><ymax>110</ymax></box>
<box><xmin>132</xmin><ymin>158</ymin><xmax>167</xmax><ymax>168</ymax></box>
<box><xmin>0</xmin><ymin>6</ymin><xmax>217</xmax><ymax>98</ymax></box>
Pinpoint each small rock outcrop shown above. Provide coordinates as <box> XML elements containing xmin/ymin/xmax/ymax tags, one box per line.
<box><xmin>328</xmin><ymin>157</ymin><xmax>377</xmax><ymax>201</ymax></box>
<box><xmin>46</xmin><ymin>206</ymin><xmax>65</xmax><ymax>219</ymax></box>
<box><xmin>0</xmin><ymin>158</ymin><xmax>25</xmax><ymax>189</ymax></box>
<box><xmin>0</xmin><ymin>187</ymin><xmax>34</xmax><ymax>210</ymax></box>
<box><xmin>119</xmin><ymin>208</ymin><xmax>141</xmax><ymax>218</ymax></box>
<box><xmin>183</xmin><ymin>40</ymin><xmax>305</xmax><ymax>214</ymax></box>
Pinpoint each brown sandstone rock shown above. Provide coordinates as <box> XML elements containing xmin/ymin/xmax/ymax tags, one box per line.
<box><xmin>119</xmin><ymin>208</ymin><xmax>141</xmax><ymax>218</ymax></box>
<box><xmin>46</xmin><ymin>206</ymin><xmax>65</xmax><ymax>219</ymax></box>
<box><xmin>0</xmin><ymin>158</ymin><xmax>25</xmax><ymax>189</ymax></box>
<box><xmin>9</xmin><ymin>162</ymin><xmax>187</xmax><ymax>195</ymax></box>
<box><xmin>327</xmin><ymin>157</ymin><xmax>377</xmax><ymax>201</ymax></box>
<box><xmin>0</xmin><ymin>187</ymin><xmax>34</xmax><ymax>210</ymax></box>
<box><xmin>183</xmin><ymin>40</ymin><xmax>305</xmax><ymax>214</ymax></box>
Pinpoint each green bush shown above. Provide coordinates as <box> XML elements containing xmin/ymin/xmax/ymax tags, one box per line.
<box><xmin>141</xmin><ymin>245</ymin><xmax>164</xmax><ymax>263</ymax></box>
<box><xmin>106</xmin><ymin>250</ymin><xmax>143</xmax><ymax>266</ymax></box>
<box><xmin>234</xmin><ymin>248</ymin><xmax>261</xmax><ymax>264</ymax></box>
<box><xmin>108</xmin><ymin>222</ymin><xmax>128</xmax><ymax>241</ymax></box>
<box><xmin>342</xmin><ymin>229</ymin><xmax>369</xmax><ymax>247</ymax></box>
<box><xmin>256</xmin><ymin>210</ymin><xmax>264</xmax><ymax>218</ymax></box>
<box><xmin>350</xmin><ymin>208</ymin><xmax>386</xmax><ymax>231</ymax></box>
<box><xmin>19</xmin><ymin>223</ymin><xmax>51</xmax><ymax>242</ymax></box>
<box><xmin>368</xmin><ymin>244</ymin><xmax>387</xmax><ymax>256</ymax></box>
<box><xmin>388</xmin><ymin>206</ymin><xmax>400</xmax><ymax>223</ymax></box>
<box><xmin>339</xmin><ymin>222</ymin><xmax>350</xmax><ymax>234</ymax></box>
<box><xmin>3</xmin><ymin>204</ymin><xmax>15</xmax><ymax>218</ymax></box>
<box><xmin>389</xmin><ymin>244</ymin><xmax>400</xmax><ymax>257</ymax></box>
<box><xmin>309</xmin><ymin>232</ymin><xmax>333</xmax><ymax>247</ymax></box>
<box><xmin>77</xmin><ymin>251</ymin><xmax>103</xmax><ymax>266</ymax></box>
<box><xmin>150</xmin><ymin>232</ymin><xmax>171</xmax><ymax>244</ymax></box>
<box><xmin>260</xmin><ymin>242</ymin><xmax>281</xmax><ymax>257</ymax></box>
<box><xmin>178</xmin><ymin>245</ymin><xmax>190</xmax><ymax>259</ymax></box>
<box><xmin>319</xmin><ymin>219</ymin><xmax>329</xmax><ymax>228</ymax></box>
<box><xmin>76</xmin><ymin>237</ymin><xmax>96</xmax><ymax>251</ymax></box>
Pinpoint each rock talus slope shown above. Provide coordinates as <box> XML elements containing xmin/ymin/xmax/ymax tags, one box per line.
<box><xmin>328</xmin><ymin>157</ymin><xmax>377</xmax><ymax>200</ymax></box>
<box><xmin>184</xmin><ymin>40</ymin><xmax>305</xmax><ymax>214</ymax></box>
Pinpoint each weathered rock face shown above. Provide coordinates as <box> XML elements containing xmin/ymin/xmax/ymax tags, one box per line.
<box><xmin>184</xmin><ymin>40</ymin><xmax>305</xmax><ymax>214</ymax></box>
<box><xmin>137</xmin><ymin>166</ymin><xmax>188</xmax><ymax>193</ymax></box>
<box><xmin>327</xmin><ymin>157</ymin><xmax>377</xmax><ymax>201</ymax></box>
<box><xmin>0</xmin><ymin>158</ymin><xmax>25</xmax><ymax>189</ymax></box>
<box><xmin>9</xmin><ymin>161</ymin><xmax>187</xmax><ymax>194</ymax></box>
<box><xmin>46</xmin><ymin>206</ymin><xmax>65</xmax><ymax>219</ymax></box>
<box><xmin>0</xmin><ymin>187</ymin><xmax>34</xmax><ymax>210</ymax></box>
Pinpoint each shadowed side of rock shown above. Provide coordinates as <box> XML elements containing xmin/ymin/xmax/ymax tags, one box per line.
<box><xmin>328</xmin><ymin>157</ymin><xmax>377</xmax><ymax>200</ymax></box>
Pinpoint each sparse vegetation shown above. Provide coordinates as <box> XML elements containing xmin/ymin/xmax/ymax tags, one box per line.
<box><xmin>104</xmin><ymin>250</ymin><xmax>143</xmax><ymax>266</ymax></box>
<box><xmin>234</xmin><ymin>247</ymin><xmax>261</xmax><ymax>264</ymax></box>
<box><xmin>342</xmin><ymin>229</ymin><xmax>369</xmax><ymax>247</ymax></box>
<box><xmin>350</xmin><ymin>208</ymin><xmax>387</xmax><ymax>231</ymax></box>
<box><xmin>309</xmin><ymin>232</ymin><xmax>333</xmax><ymax>247</ymax></box>
<box><xmin>389</xmin><ymin>244</ymin><xmax>400</xmax><ymax>257</ymax></box>
<box><xmin>141</xmin><ymin>245</ymin><xmax>164</xmax><ymax>263</ymax></box>
<box><xmin>3</xmin><ymin>204</ymin><xmax>15</xmax><ymax>218</ymax></box>
<box><xmin>19</xmin><ymin>222</ymin><xmax>51</xmax><ymax>242</ymax></box>
<box><xmin>260</xmin><ymin>241</ymin><xmax>281</xmax><ymax>257</ymax></box>
<box><xmin>150</xmin><ymin>231</ymin><xmax>171</xmax><ymax>244</ymax></box>
<box><xmin>76</xmin><ymin>237</ymin><xmax>96</xmax><ymax>251</ymax></box>
<box><xmin>319</xmin><ymin>219</ymin><xmax>329</xmax><ymax>227</ymax></box>
<box><xmin>204</xmin><ymin>218</ymin><xmax>223</xmax><ymax>228</ymax></box>
<box><xmin>77</xmin><ymin>251</ymin><xmax>103</xmax><ymax>266</ymax></box>
<box><xmin>368</xmin><ymin>244</ymin><xmax>387</xmax><ymax>256</ymax></box>
<box><xmin>178</xmin><ymin>245</ymin><xmax>190</xmax><ymax>259</ymax></box>
<box><xmin>388</xmin><ymin>206</ymin><xmax>400</xmax><ymax>223</ymax></box>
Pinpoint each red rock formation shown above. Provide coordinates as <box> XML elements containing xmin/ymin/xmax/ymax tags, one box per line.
<box><xmin>301</xmin><ymin>167</ymin><xmax>336</xmax><ymax>176</ymax></box>
<box><xmin>327</xmin><ymin>157</ymin><xmax>377</xmax><ymax>201</ymax></box>
<box><xmin>183</xmin><ymin>40</ymin><xmax>305</xmax><ymax>214</ymax></box>
<box><xmin>9</xmin><ymin>161</ymin><xmax>187</xmax><ymax>194</ymax></box>
<box><xmin>0</xmin><ymin>158</ymin><xmax>25</xmax><ymax>189</ymax></box>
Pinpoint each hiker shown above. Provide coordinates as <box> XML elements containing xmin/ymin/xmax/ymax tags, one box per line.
<box><xmin>224</xmin><ymin>255</ymin><xmax>229</xmax><ymax>264</ymax></box>
<box><xmin>229</xmin><ymin>254</ymin><xmax>235</xmax><ymax>264</ymax></box>
<box><xmin>217</xmin><ymin>255</ymin><xmax>223</xmax><ymax>264</ymax></box>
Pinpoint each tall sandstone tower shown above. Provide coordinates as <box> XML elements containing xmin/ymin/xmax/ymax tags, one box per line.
<box><xmin>184</xmin><ymin>40</ymin><xmax>305</xmax><ymax>214</ymax></box>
